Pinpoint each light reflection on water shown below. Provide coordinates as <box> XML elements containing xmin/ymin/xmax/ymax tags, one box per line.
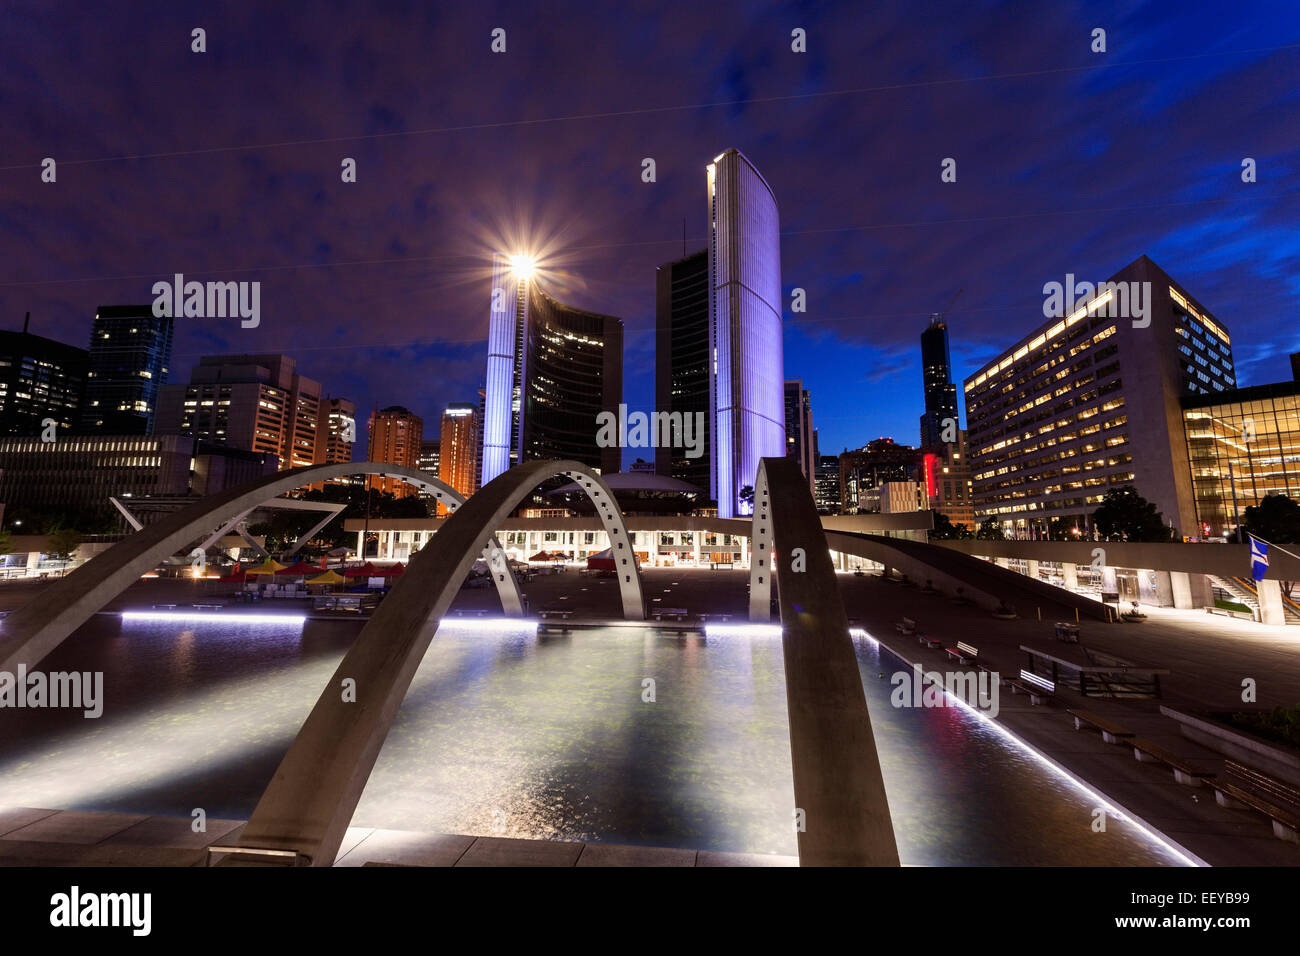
<box><xmin>0</xmin><ymin>618</ymin><xmax>1187</xmax><ymax>865</ymax></box>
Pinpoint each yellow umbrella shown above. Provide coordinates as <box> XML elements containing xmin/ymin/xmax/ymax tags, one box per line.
<box><xmin>306</xmin><ymin>569</ymin><xmax>346</xmax><ymax>586</ymax></box>
<box><xmin>245</xmin><ymin>557</ymin><xmax>287</xmax><ymax>575</ymax></box>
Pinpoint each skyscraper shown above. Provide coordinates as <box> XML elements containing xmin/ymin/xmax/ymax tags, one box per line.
<box><xmin>481</xmin><ymin>253</ymin><xmax>623</xmax><ymax>482</ymax></box>
<box><xmin>367</xmin><ymin>405</ymin><xmax>423</xmax><ymax>497</ymax></box>
<box><xmin>80</xmin><ymin>305</ymin><xmax>173</xmax><ymax>435</ymax></box>
<box><xmin>654</xmin><ymin>249</ymin><xmax>710</xmax><ymax>491</ymax></box>
<box><xmin>418</xmin><ymin>438</ymin><xmax>440</xmax><ymax>478</ymax></box>
<box><xmin>154</xmin><ymin>354</ymin><xmax>323</xmax><ymax>471</ymax></box>
<box><xmin>315</xmin><ymin>396</ymin><xmax>356</xmax><ymax>466</ymax></box>
<box><xmin>440</xmin><ymin>403</ymin><xmax>480</xmax><ymax>501</ymax></box>
<box><xmin>707</xmin><ymin>148</ymin><xmax>784</xmax><ymax>517</ymax></box>
<box><xmin>783</xmin><ymin>379</ymin><xmax>815</xmax><ymax>494</ymax></box>
<box><xmin>919</xmin><ymin>315</ymin><xmax>959</xmax><ymax>450</ymax></box>
<box><xmin>0</xmin><ymin>315</ymin><xmax>87</xmax><ymax>437</ymax></box>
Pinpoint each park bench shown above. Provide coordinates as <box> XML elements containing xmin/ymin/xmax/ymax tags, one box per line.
<box><xmin>1129</xmin><ymin>737</ymin><xmax>1216</xmax><ymax>787</ymax></box>
<box><xmin>1209</xmin><ymin>761</ymin><xmax>1300</xmax><ymax>843</ymax></box>
<box><xmin>538</xmin><ymin>605</ymin><xmax>575</xmax><ymax>620</ymax></box>
<box><xmin>895</xmin><ymin>617</ymin><xmax>917</xmax><ymax>636</ymax></box>
<box><xmin>945</xmin><ymin>641</ymin><xmax>978</xmax><ymax>665</ymax></box>
<box><xmin>651</xmin><ymin>607</ymin><xmax>689</xmax><ymax>622</ymax></box>
<box><xmin>1067</xmin><ymin>708</ymin><xmax>1135</xmax><ymax>745</ymax></box>
<box><xmin>917</xmin><ymin>633</ymin><xmax>942</xmax><ymax>649</ymax></box>
<box><xmin>1010</xmin><ymin>669</ymin><xmax>1055</xmax><ymax>705</ymax></box>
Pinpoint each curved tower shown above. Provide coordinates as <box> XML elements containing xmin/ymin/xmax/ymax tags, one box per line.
<box><xmin>707</xmin><ymin>149</ymin><xmax>785</xmax><ymax>517</ymax></box>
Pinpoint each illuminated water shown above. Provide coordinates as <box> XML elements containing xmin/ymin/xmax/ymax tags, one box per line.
<box><xmin>0</xmin><ymin>616</ymin><xmax>1187</xmax><ymax>865</ymax></box>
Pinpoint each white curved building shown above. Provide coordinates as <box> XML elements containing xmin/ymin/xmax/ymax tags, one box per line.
<box><xmin>707</xmin><ymin>149</ymin><xmax>785</xmax><ymax>517</ymax></box>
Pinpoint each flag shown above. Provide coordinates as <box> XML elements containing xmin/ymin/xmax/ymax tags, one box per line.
<box><xmin>1249</xmin><ymin>534</ymin><xmax>1269</xmax><ymax>582</ymax></box>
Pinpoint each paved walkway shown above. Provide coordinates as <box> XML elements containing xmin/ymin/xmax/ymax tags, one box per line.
<box><xmin>838</xmin><ymin>572</ymin><xmax>1300</xmax><ymax>866</ymax></box>
<box><xmin>0</xmin><ymin>807</ymin><xmax>796</xmax><ymax>867</ymax></box>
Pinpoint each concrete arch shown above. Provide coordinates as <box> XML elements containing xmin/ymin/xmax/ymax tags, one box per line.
<box><xmin>0</xmin><ymin>462</ymin><xmax>523</xmax><ymax>673</ymax></box>
<box><xmin>742</xmin><ymin>457</ymin><xmax>899</xmax><ymax>866</ymax></box>
<box><xmin>224</xmin><ymin>459</ymin><xmax>643</xmax><ymax>865</ymax></box>
<box><xmin>748</xmin><ymin>461</ymin><xmax>774</xmax><ymax>621</ymax></box>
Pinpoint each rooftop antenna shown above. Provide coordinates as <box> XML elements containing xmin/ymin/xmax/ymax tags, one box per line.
<box><xmin>932</xmin><ymin>289</ymin><xmax>963</xmax><ymax>325</ymax></box>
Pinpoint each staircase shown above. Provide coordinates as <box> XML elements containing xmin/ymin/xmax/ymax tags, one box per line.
<box><xmin>1209</xmin><ymin>575</ymin><xmax>1300</xmax><ymax>625</ymax></box>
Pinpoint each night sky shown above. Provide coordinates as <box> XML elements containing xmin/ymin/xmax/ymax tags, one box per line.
<box><xmin>2</xmin><ymin>1</ymin><xmax>1298</xmax><ymax>464</ymax></box>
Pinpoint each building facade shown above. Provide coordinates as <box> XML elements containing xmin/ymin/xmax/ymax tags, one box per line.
<box><xmin>783</xmin><ymin>379</ymin><xmax>815</xmax><ymax>495</ymax></box>
<box><xmin>79</xmin><ymin>305</ymin><xmax>173</xmax><ymax>435</ymax></box>
<box><xmin>154</xmin><ymin>353</ymin><xmax>323</xmax><ymax>471</ymax></box>
<box><xmin>0</xmin><ymin>434</ymin><xmax>273</xmax><ymax>529</ymax></box>
<box><xmin>367</xmin><ymin>405</ymin><xmax>423</xmax><ymax>497</ymax></box>
<box><xmin>839</xmin><ymin>438</ymin><xmax>922</xmax><ymax>514</ymax></box>
<box><xmin>439</xmin><ymin>403</ymin><xmax>480</xmax><ymax>501</ymax></box>
<box><xmin>707</xmin><ymin>148</ymin><xmax>785</xmax><ymax>517</ymax></box>
<box><xmin>314</xmin><ymin>396</ymin><xmax>356</xmax><ymax>467</ymax></box>
<box><xmin>814</xmin><ymin>455</ymin><xmax>842</xmax><ymax>514</ymax></box>
<box><xmin>1182</xmin><ymin>375</ymin><xmax>1300</xmax><ymax>539</ymax></box>
<box><xmin>0</xmin><ymin>319</ymin><xmax>87</xmax><ymax>437</ymax></box>
<box><xmin>480</xmin><ymin>253</ymin><xmax>623</xmax><ymax>482</ymax></box>
<box><xmin>654</xmin><ymin>249</ymin><xmax>711</xmax><ymax>492</ymax></box>
<box><xmin>964</xmin><ymin>256</ymin><xmax>1234</xmax><ymax>536</ymax></box>
<box><xmin>922</xmin><ymin>429</ymin><xmax>976</xmax><ymax>528</ymax></box>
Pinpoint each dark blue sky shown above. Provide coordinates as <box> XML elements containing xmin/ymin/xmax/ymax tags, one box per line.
<box><xmin>2</xmin><ymin>0</ymin><xmax>1298</xmax><ymax>462</ymax></box>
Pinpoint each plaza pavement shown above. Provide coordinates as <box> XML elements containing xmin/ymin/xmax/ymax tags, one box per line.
<box><xmin>0</xmin><ymin>807</ymin><xmax>795</xmax><ymax>867</ymax></box>
<box><xmin>4</xmin><ymin>566</ymin><xmax>1299</xmax><ymax>865</ymax></box>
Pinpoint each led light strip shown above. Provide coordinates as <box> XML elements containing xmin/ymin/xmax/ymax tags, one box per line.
<box><xmin>704</xmin><ymin>624</ymin><xmax>782</xmax><ymax>639</ymax></box>
<box><xmin>438</xmin><ymin>617</ymin><xmax>539</xmax><ymax>633</ymax></box>
<box><xmin>121</xmin><ymin>611</ymin><xmax>306</xmax><ymax>624</ymax></box>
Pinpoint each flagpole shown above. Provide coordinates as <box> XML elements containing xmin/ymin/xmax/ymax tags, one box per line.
<box><xmin>1251</xmin><ymin>534</ymin><xmax>1300</xmax><ymax>565</ymax></box>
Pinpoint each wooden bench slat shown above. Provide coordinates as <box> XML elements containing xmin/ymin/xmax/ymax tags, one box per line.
<box><xmin>1212</xmin><ymin>779</ymin><xmax>1300</xmax><ymax>830</ymax></box>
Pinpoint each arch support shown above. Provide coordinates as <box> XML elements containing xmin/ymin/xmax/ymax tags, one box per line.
<box><xmin>749</xmin><ymin>464</ymin><xmax>773</xmax><ymax>620</ymax></box>
<box><xmin>0</xmin><ymin>462</ymin><xmax>524</xmax><ymax>672</ymax></box>
<box><xmin>749</xmin><ymin>456</ymin><xmax>899</xmax><ymax>866</ymax></box>
<box><xmin>224</xmin><ymin>460</ymin><xmax>642</xmax><ymax>865</ymax></box>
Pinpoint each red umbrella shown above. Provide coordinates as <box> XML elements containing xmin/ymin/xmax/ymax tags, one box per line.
<box><xmin>377</xmin><ymin>562</ymin><xmax>406</xmax><ymax>577</ymax></box>
<box><xmin>218</xmin><ymin>570</ymin><xmax>248</xmax><ymax>583</ymax></box>
<box><xmin>344</xmin><ymin>562</ymin><xmax>379</xmax><ymax>578</ymax></box>
<box><xmin>275</xmin><ymin>559</ymin><xmax>319</xmax><ymax>576</ymax></box>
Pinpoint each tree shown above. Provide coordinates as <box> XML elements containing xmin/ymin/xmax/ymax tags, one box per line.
<box><xmin>1092</xmin><ymin>487</ymin><xmax>1174</xmax><ymax>542</ymax></box>
<box><xmin>976</xmin><ymin>517</ymin><xmax>1005</xmax><ymax>541</ymax></box>
<box><xmin>1046</xmin><ymin>517</ymin><xmax>1084</xmax><ymax>541</ymax></box>
<box><xmin>931</xmin><ymin>512</ymin><xmax>973</xmax><ymax>540</ymax></box>
<box><xmin>0</xmin><ymin>530</ymin><xmax>11</xmax><ymax>558</ymax></box>
<box><xmin>45</xmin><ymin>527</ymin><xmax>83</xmax><ymax>563</ymax></box>
<box><xmin>738</xmin><ymin>485</ymin><xmax>755</xmax><ymax>513</ymax></box>
<box><xmin>1243</xmin><ymin>494</ymin><xmax>1300</xmax><ymax>599</ymax></box>
<box><xmin>1242</xmin><ymin>494</ymin><xmax>1300</xmax><ymax>545</ymax></box>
